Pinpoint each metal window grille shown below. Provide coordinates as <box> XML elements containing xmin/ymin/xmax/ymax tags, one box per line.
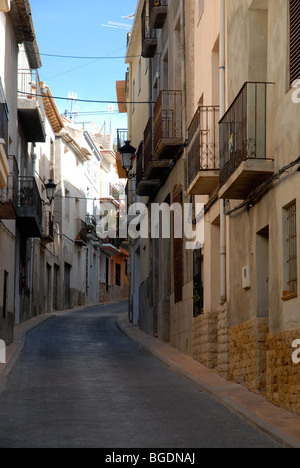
<box><xmin>286</xmin><ymin>201</ymin><xmax>297</xmax><ymax>295</ymax></box>
<box><xmin>290</xmin><ymin>0</ymin><xmax>300</xmax><ymax>86</ymax></box>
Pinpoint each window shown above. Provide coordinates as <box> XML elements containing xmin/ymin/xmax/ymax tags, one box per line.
<box><xmin>282</xmin><ymin>200</ymin><xmax>297</xmax><ymax>300</ymax></box>
<box><xmin>115</xmin><ymin>263</ymin><xmax>121</xmax><ymax>287</ymax></box>
<box><xmin>290</xmin><ymin>0</ymin><xmax>300</xmax><ymax>86</ymax></box>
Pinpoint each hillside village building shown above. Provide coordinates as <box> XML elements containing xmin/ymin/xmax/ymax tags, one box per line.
<box><xmin>123</xmin><ymin>0</ymin><xmax>300</xmax><ymax>416</ymax></box>
<box><xmin>0</xmin><ymin>0</ymin><xmax>128</xmax><ymax>345</ymax></box>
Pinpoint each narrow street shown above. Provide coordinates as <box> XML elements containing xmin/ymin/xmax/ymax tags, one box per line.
<box><xmin>0</xmin><ymin>302</ymin><xmax>278</xmax><ymax>448</ymax></box>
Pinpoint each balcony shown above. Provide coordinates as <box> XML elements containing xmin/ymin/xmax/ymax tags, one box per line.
<box><xmin>18</xmin><ymin>70</ymin><xmax>46</xmax><ymax>143</ymax></box>
<box><xmin>149</xmin><ymin>0</ymin><xmax>168</xmax><ymax>29</ymax></box>
<box><xmin>219</xmin><ymin>82</ymin><xmax>274</xmax><ymax>200</ymax></box>
<box><xmin>187</xmin><ymin>106</ymin><xmax>220</xmax><ymax>196</ymax></box>
<box><xmin>85</xmin><ymin>214</ymin><xmax>100</xmax><ymax>242</ymax></box>
<box><xmin>116</xmin><ymin>129</ymin><xmax>128</xmax><ymax>179</ymax></box>
<box><xmin>41</xmin><ymin>211</ymin><xmax>54</xmax><ymax>245</ymax></box>
<box><xmin>0</xmin><ymin>156</ymin><xmax>18</xmax><ymax>219</ymax></box>
<box><xmin>0</xmin><ymin>79</ymin><xmax>9</xmax><ymax>188</ymax></box>
<box><xmin>75</xmin><ymin>219</ymin><xmax>88</xmax><ymax>247</ymax></box>
<box><xmin>100</xmin><ymin>182</ymin><xmax>120</xmax><ymax>208</ymax></box>
<box><xmin>142</xmin><ymin>3</ymin><xmax>157</xmax><ymax>58</ymax></box>
<box><xmin>17</xmin><ymin>177</ymin><xmax>43</xmax><ymax>238</ymax></box>
<box><xmin>153</xmin><ymin>90</ymin><xmax>184</xmax><ymax>160</ymax></box>
<box><xmin>136</xmin><ymin>119</ymin><xmax>172</xmax><ymax>197</ymax></box>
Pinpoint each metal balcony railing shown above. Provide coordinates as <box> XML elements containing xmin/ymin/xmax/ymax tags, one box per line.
<box><xmin>219</xmin><ymin>82</ymin><xmax>272</xmax><ymax>185</ymax></box>
<box><xmin>117</xmin><ymin>129</ymin><xmax>128</xmax><ymax>151</ymax></box>
<box><xmin>0</xmin><ymin>77</ymin><xmax>9</xmax><ymax>146</ymax></box>
<box><xmin>187</xmin><ymin>106</ymin><xmax>220</xmax><ymax>188</ymax></box>
<box><xmin>149</xmin><ymin>0</ymin><xmax>168</xmax><ymax>28</ymax></box>
<box><xmin>75</xmin><ymin>219</ymin><xmax>88</xmax><ymax>246</ymax></box>
<box><xmin>100</xmin><ymin>183</ymin><xmax>120</xmax><ymax>201</ymax></box>
<box><xmin>149</xmin><ymin>0</ymin><xmax>168</xmax><ymax>13</ymax></box>
<box><xmin>154</xmin><ymin>90</ymin><xmax>183</xmax><ymax>155</ymax></box>
<box><xmin>142</xmin><ymin>2</ymin><xmax>157</xmax><ymax>58</ymax></box>
<box><xmin>136</xmin><ymin>141</ymin><xmax>144</xmax><ymax>187</ymax></box>
<box><xmin>18</xmin><ymin>70</ymin><xmax>46</xmax><ymax>123</ymax></box>
<box><xmin>0</xmin><ymin>156</ymin><xmax>18</xmax><ymax>218</ymax></box>
<box><xmin>18</xmin><ymin>176</ymin><xmax>42</xmax><ymax>220</ymax></box>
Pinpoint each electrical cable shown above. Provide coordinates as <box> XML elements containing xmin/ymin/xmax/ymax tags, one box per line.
<box><xmin>224</xmin><ymin>155</ymin><xmax>300</xmax><ymax>216</ymax></box>
<box><xmin>17</xmin><ymin>90</ymin><xmax>155</xmax><ymax>105</ymax></box>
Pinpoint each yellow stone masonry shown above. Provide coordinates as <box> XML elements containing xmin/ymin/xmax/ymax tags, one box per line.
<box><xmin>266</xmin><ymin>329</ymin><xmax>300</xmax><ymax>416</ymax></box>
<box><xmin>229</xmin><ymin>318</ymin><xmax>269</xmax><ymax>394</ymax></box>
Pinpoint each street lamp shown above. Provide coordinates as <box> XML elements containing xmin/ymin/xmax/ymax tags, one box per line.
<box><xmin>119</xmin><ymin>140</ymin><xmax>136</xmax><ymax>179</ymax></box>
<box><xmin>42</xmin><ymin>179</ymin><xmax>57</xmax><ymax>206</ymax></box>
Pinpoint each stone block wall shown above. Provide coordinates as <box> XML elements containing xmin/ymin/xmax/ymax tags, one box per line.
<box><xmin>217</xmin><ymin>305</ymin><xmax>230</xmax><ymax>378</ymax></box>
<box><xmin>193</xmin><ymin>312</ymin><xmax>218</xmax><ymax>369</ymax></box>
<box><xmin>266</xmin><ymin>329</ymin><xmax>300</xmax><ymax>416</ymax></box>
<box><xmin>229</xmin><ymin>318</ymin><xmax>269</xmax><ymax>393</ymax></box>
<box><xmin>99</xmin><ymin>282</ymin><xmax>111</xmax><ymax>303</ymax></box>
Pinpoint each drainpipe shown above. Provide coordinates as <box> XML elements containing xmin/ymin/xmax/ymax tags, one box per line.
<box><xmin>220</xmin><ymin>0</ymin><xmax>226</xmax><ymax>305</ymax></box>
<box><xmin>29</xmin><ymin>148</ymin><xmax>37</xmax><ymax>318</ymax></box>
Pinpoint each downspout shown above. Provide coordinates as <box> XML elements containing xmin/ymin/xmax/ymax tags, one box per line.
<box><xmin>220</xmin><ymin>0</ymin><xmax>226</xmax><ymax>305</ymax></box>
<box><xmin>30</xmin><ymin>148</ymin><xmax>37</xmax><ymax>318</ymax></box>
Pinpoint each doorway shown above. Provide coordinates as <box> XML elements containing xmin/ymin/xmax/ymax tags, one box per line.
<box><xmin>64</xmin><ymin>263</ymin><xmax>71</xmax><ymax>309</ymax></box>
<box><xmin>256</xmin><ymin>226</ymin><xmax>269</xmax><ymax>317</ymax></box>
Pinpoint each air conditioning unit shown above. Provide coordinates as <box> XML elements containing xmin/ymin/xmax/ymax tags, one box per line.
<box><xmin>0</xmin><ymin>0</ymin><xmax>10</xmax><ymax>13</ymax></box>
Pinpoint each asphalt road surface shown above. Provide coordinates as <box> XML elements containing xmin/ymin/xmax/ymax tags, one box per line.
<box><xmin>0</xmin><ymin>302</ymin><xmax>278</xmax><ymax>448</ymax></box>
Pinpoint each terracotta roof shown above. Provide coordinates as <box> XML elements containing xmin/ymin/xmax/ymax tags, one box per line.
<box><xmin>116</xmin><ymin>81</ymin><xmax>127</xmax><ymax>114</ymax></box>
<box><xmin>42</xmin><ymin>87</ymin><xmax>64</xmax><ymax>134</ymax></box>
<box><xmin>9</xmin><ymin>0</ymin><xmax>42</xmax><ymax>69</ymax></box>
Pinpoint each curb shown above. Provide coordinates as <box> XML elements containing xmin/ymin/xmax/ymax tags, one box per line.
<box><xmin>117</xmin><ymin>314</ymin><xmax>300</xmax><ymax>449</ymax></box>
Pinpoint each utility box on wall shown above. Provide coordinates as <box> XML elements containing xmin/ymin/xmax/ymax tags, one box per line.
<box><xmin>242</xmin><ymin>265</ymin><xmax>251</xmax><ymax>290</ymax></box>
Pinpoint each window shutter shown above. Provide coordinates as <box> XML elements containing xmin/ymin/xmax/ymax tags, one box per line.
<box><xmin>173</xmin><ymin>184</ymin><xmax>183</xmax><ymax>304</ymax></box>
<box><xmin>290</xmin><ymin>0</ymin><xmax>300</xmax><ymax>85</ymax></box>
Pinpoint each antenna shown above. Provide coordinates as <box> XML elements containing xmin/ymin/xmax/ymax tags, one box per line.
<box><xmin>67</xmin><ymin>92</ymin><xmax>78</xmax><ymax>121</ymax></box>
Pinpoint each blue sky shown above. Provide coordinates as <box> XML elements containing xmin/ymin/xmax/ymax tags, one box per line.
<box><xmin>30</xmin><ymin>0</ymin><xmax>137</xmax><ymax>139</ymax></box>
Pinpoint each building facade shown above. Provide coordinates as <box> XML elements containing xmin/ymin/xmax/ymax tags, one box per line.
<box><xmin>124</xmin><ymin>0</ymin><xmax>300</xmax><ymax>416</ymax></box>
<box><xmin>0</xmin><ymin>0</ymin><xmax>129</xmax><ymax>347</ymax></box>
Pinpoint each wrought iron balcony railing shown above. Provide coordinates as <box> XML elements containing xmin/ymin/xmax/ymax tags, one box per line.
<box><xmin>0</xmin><ymin>77</ymin><xmax>9</xmax><ymax>147</ymax></box>
<box><xmin>117</xmin><ymin>129</ymin><xmax>128</xmax><ymax>151</ymax></box>
<box><xmin>136</xmin><ymin>141</ymin><xmax>144</xmax><ymax>188</ymax></box>
<box><xmin>75</xmin><ymin>219</ymin><xmax>88</xmax><ymax>246</ymax></box>
<box><xmin>17</xmin><ymin>70</ymin><xmax>46</xmax><ymax>142</ymax></box>
<box><xmin>17</xmin><ymin>176</ymin><xmax>43</xmax><ymax>237</ymax></box>
<box><xmin>149</xmin><ymin>0</ymin><xmax>168</xmax><ymax>29</ymax></box>
<box><xmin>142</xmin><ymin>2</ymin><xmax>157</xmax><ymax>58</ymax></box>
<box><xmin>187</xmin><ymin>106</ymin><xmax>220</xmax><ymax>189</ymax></box>
<box><xmin>219</xmin><ymin>82</ymin><xmax>272</xmax><ymax>186</ymax></box>
<box><xmin>19</xmin><ymin>176</ymin><xmax>42</xmax><ymax>218</ymax></box>
<box><xmin>100</xmin><ymin>182</ymin><xmax>120</xmax><ymax>201</ymax></box>
<box><xmin>0</xmin><ymin>156</ymin><xmax>18</xmax><ymax>219</ymax></box>
<box><xmin>153</xmin><ymin>90</ymin><xmax>184</xmax><ymax>159</ymax></box>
